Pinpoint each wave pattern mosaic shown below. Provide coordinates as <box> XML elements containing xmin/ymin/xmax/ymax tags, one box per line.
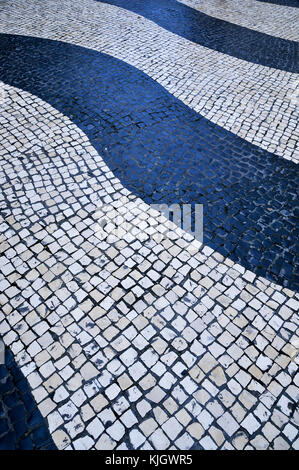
<box><xmin>0</xmin><ymin>0</ymin><xmax>298</xmax><ymax>451</ymax></box>
<box><xmin>99</xmin><ymin>0</ymin><xmax>299</xmax><ymax>72</ymax></box>
<box><xmin>1</xmin><ymin>0</ymin><xmax>298</xmax><ymax>161</ymax></box>
<box><xmin>177</xmin><ymin>0</ymin><xmax>299</xmax><ymax>40</ymax></box>
<box><xmin>0</xmin><ymin>34</ymin><xmax>298</xmax><ymax>290</ymax></box>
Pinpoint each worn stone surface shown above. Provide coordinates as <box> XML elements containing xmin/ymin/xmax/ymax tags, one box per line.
<box><xmin>0</xmin><ymin>0</ymin><xmax>298</xmax><ymax>161</ymax></box>
<box><xmin>178</xmin><ymin>0</ymin><xmax>299</xmax><ymax>41</ymax></box>
<box><xmin>0</xmin><ymin>36</ymin><xmax>297</xmax><ymax>289</ymax></box>
<box><xmin>0</xmin><ymin>0</ymin><xmax>298</xmax><ymax>451</ymax></box>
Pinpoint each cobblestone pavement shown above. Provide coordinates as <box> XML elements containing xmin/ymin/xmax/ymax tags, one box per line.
<box><xmin>99</xmin><ymin>0</ymin><xmax>299</xmax><ymax>73</ymax></box>
<box><xmin>0</xmin><ymin>0</ymin><xmax>298</xmax><ymax>160</ymax></box>
<box><xmin>178</xmin><ymin>0</ymin><xmax>299</xmax><ymax>40</ymax></box>
<box><xmin>1</xmin><ymin>34</ymin><xmax>298</xmax><ymax>290</ymax></box>
<box><xmin>0</xmin><ymin>0</ymin><xmax>298</xmax><ymax>451</ymax></box>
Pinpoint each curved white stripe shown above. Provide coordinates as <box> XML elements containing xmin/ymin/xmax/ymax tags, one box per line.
<box><xmin>0</xmin><ymin>0</ymin><xmax>298</xmax><ymax>162</ymax></box>
<box><xmin>0</xmin><ymin>84</ymin><xmax>298</xmax><ymax>450</ymax></box>
<box><xmin>178</xmin><ymin>0</ymin><xmax>299</xmax><ymax>41</ymax></box>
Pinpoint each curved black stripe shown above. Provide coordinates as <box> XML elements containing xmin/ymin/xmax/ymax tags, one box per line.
<box><xmin>0</xmin><ymin>34</ymin><xmax>298</xmax><ymax>290</ymax></box>
<box><xmin>256</xmin><ymin>0</ymin><xmax>299</xmax><ymax>6</ymax></box>
<box><xmin>0</xmin><ymin>348</ymin><xmax>56</xmax><ymax>450</ymax></box>
<box><xmin>99</xmin><ymin>0</ymin><xmax>299</xmax><ymax>73</ymax></box>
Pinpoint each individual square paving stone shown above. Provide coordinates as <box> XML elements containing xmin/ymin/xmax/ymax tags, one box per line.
<box><xmin>197</xmin><ymin>409</ymin><xmax>215</xmax><ymax>430</ymax></box>
<box><xmin>209</xmin><ymin>366</ymin><xmax>227</xmax><ymax>386</ymax></box>
<box><xmin>38</xmin><ymin>397</ymin><xmax>56</xmax><ymax>416</ymax></box>
<box><xmin>209</xmin><ymin>426</ymin><xmax>225</xmax><ymax>447</ymax></box>
<box><xmin>227</xmin><ymin>378</ymin><xmax>242</xmax><ymax>395</ymax></box>
<box><xmin>58</xmin><ymin>401</ymin><xmax>78</xmax><ymax>421</ymax></box>
<box><xmin>200</xmin><ymin>435</ymin><xmax>218</xmax><ymax>450</ymax></box>
<box><xmin>180</xmin><ymin>376</ymin><xmax>198</xmax><ymax>394</ymax></box>
<box><xmin>239</xmin><ymin>390</ymin><xmax>257</xmax><ymax>410</ymax></box>
<box><xmin>283</xmin><ymin>423</ymin><xmax>298</xmax><ymax>442</ymax></box>
<box><xmin>151</xmin><ymin>338</ymin><xmax>168</xmax><ymax>354</ymax></box>
<box><xmin>172</xmin><ymin>385</ymin><xmax>189</xmax><ymax>404</ymax></box>
<box><xmin>65</xmin><ymin>414</ymin><xmax>84</xmax><ymax>438</ymax></box>
<box><xmin>241</xmin><ymin>414</ymin><xmax>261</xmax><ymax>434</ymax></box>
<box><xmin>60</xmin><ymin>365</ymin><xmax>76</xmax><ymax>381</ymax></box>
<box><xmin>250</xmin><ymin>435</ymin><xmax>269</xmax><ymax>450</ymax></box>
<box><xmin>105</xmin><ymin>383</ymin><xmax>121</xmax><ymax>400</ymax></box>
<box><xmin>120</xmin><ymin>410</ymin><xmax>138</xmax><ymax>428</ymax></box>
<box><xmin>53</xmin><ymin>385</ymin><xmax>69</xmax><ymax>403</ymax></box>
<box><xmin>206</xmin><ymin>400</ymin><xmax>225</xmax><ymax>419</ymax></box>
<box><xmin>175</xmin><ymin>432</ymin><xmax>194</xmax><ymax>450</ymax></box>
<box><xmin>81</xmin><ymin>404</ymin><xmax>95</xmax><ymax>422</ymax></box>
<box><xmin>128</xmin><ymin>386</ymin><xmax>143</xmax><ymax>403</ymax></box>
<box><xmin>47</xmin><ymin>410</ymin><xmax>64</xmax><ymax>433</ymax></box>
<box><xmin>86</xmin><ymin>417</ymin><xmax>104</xmax><ymax>439</ymax></box>
<box><xmin>73</xmin><ymin>436</ymin><xmax>94</xmax><ymax>450</ymax></box>
<box><xmin>129</xmin><ymin>429</ymin><xmax>146</xmax><ymax>448</ymax></box>
<box><xmin>137</xmin><ymin>400</ymin><xmax>152</xmax><ymax>418</ymax></box>
<box><xmin>162</xmin><ymin>417</ymin><xmax>183</xmax><ymax>441</ymax></box>
<box><xmin>273</xmin><ymin>436</ymin><xmax>290</xmax><ymax>450</ymax></box>
<box><xmin>95</xmin><ymin>434</ymin><xmax>116</xmax><ymax>450</ymax></box>
<box><xmin>117</xmin><ymin>373</ymin><xmax>133</xmax><ymax>390</ymax></box>
<box><xmin>150</xmin><ymin>429</ymin><xmax>171</xmax><ymax>450</ymax></box>
<box><xmin>217</xmin><ymin>412</ymin><xmax>239</xmax><ymax>437</ymax></box>
<box><xmin>146</xmin><ymin>386</ymin><xmax>166</xmax><ymax>404</ymax></box>
<box><xmin>140</xmin><ymin>373</ymin><xmax>157</xmax><ymax>390</ymax></box>
<box><xmin>71</xmin><ymin>389</ymin><xmax>87</xmax><ymax>407</ymax></box>
<box><xmin>176</xmin><ymin>409</ymin><xmax>192</xmax><ymax>426</ymax></box>
<box><xmin>231</xmin><ymin>402</ymin><xmax>247</xmax><ymax>423</ymax></box>
<box><xmin>106</xmin><ymin>420</ymin><xmax>126</xmax><ymax>441</ymax></box>
<box><xmin>232</xmin><ymin>431</ymin><xmax>249</xmax><ymax>450</ymax></box>
<box><xmin>98</xmin><ymin>408</ymin><xmax>117</xmax><ymax>426</ymax></box>
<box><xmin>128</xmin><ymin>362</ymin><xmax>147</xmax><ymax>381</ymax></box>
<box><xmin>80</xmin><ymin>363</ymin><xmax>99</xmax><ymax>381</ymax></box>
<box><xmin>113</xmin><ymin>396</ymin><xmax>130</xmax><ymax>416</ymax></box>
<box><xmin>256</xmin><ymin>355</ymin><xmax>273</xmax><ymax>372</ymax></box>
<box><xmin>187</xmin><ymin>422</ymin><xmax>204</xmax><ymax>439</ymax></box>
<box><xmin>52</xmin><ymin>429</ymin><xmax>71</xmax><ymax>450</ymax></box>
